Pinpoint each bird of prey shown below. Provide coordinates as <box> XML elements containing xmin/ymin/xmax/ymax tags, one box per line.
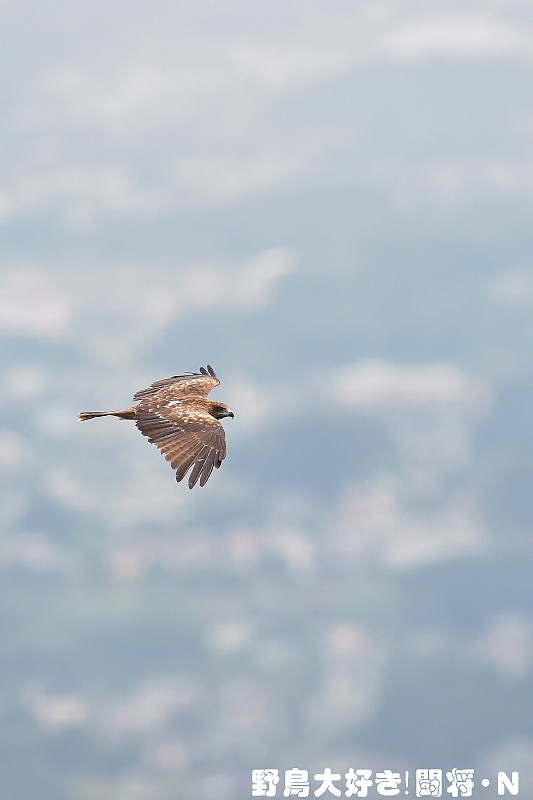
<box><xmin>78</xmin><ymin>365</ymin><xmax>233</xmax><ymax>488</ymax></box>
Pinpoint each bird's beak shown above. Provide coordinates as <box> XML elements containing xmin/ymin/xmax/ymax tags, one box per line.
<box><xmin>227</xmin><ymin>410</ymin><xmax>234</xmax><ymax>419</ymax></box>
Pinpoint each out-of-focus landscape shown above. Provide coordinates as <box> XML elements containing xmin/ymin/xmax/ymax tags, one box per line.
<box><xmin>0</xmin><ymin>1</ymin><xmax>532</xmax><ymax>798</ymax></box>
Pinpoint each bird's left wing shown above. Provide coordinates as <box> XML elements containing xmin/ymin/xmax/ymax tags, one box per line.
<box><xmin>133</xmin><ymin>365</ymin><xmax>219</xmax><ymax>403</ymax></box>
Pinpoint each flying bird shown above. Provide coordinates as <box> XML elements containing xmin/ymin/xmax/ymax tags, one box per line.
<box><xmin>78</xmin><ymin>365</ymin><xmax>233</xmax><ymax>488</ymax></box>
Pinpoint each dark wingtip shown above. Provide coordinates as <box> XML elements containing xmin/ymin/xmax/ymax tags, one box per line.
<box><xmin>198</xmin><ymin>364</ymin><xmax>218</xmax><ymax>380</ymax></box>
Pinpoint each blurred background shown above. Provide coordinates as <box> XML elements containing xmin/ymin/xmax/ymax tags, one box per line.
<box><xmin>0</xmin><ymin>1</ymin><xmax>532</xmax><ymax>798</ymax></box>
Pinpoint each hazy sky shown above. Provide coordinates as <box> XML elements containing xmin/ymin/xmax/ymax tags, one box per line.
<box><xmin>0</xmin><ymin>6</ymin><xmax>531</xmax><ymax>797</ymax></box>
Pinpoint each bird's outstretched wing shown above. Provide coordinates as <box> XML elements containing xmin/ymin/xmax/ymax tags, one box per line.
<box><xmin>133</xmin><ymin>365</ymin><xmax>226</xmax><ymax>487</ymax></box>
<box><xmin>132</xmin><ymin>365</ymin><xmax>219</xmax><ymax>403</ymax></box>
<box><xmin>135</xmin><ymin>407</ymin><xmax>226</xmax><ymax>488</ymax></box>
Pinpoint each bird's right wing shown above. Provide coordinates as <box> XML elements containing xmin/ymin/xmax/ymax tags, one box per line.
<box><xmin>135</xmin><ymin>405</ymin><xmax>226</xmax><ymax>488</ymax></box>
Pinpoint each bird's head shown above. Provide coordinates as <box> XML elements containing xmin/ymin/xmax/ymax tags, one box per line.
<box><xmin>209</xmin><ymin>402</ymin><xmax>234</xmax><ymax>420</ymax></box>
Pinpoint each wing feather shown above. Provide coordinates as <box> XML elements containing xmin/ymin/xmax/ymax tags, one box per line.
<box><xmin>135</xmin><ymin>408</ymin><xmax>227</xmax><ymax>488</ymax></box>
<box><xmin>188</xmin><ymin>445</ymin><xmax>212</xmax><ymax>488</ymax></box>
<box><xmin>133</xmin><ymin>367</ymin><xmax>219</xmax><ymax>402</ymax></box>
<box><xmin>199</xmin><ymin>448</ymin><xmax>217</xmax><ymax>487</ymax></box>
<box><xmin>174</xmin><ymin>445</ymin><xmax>201</xmax><ymax>481</ymax></box>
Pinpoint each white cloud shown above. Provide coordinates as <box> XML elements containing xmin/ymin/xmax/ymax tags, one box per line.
<box><xmin>330</xmin><ymin>359</ymin><xmax>485</xmax><ymax>409</ymax></box>
<box><xmin>45</xmin><ymin>14</ymin><xmax>530</xmax><ymax>143</ymax></box>
<box><xmin>170</xmin><ymin>247</ymin><xmax>295</xmax><ymax>314</ymax></box>
<box><xmin>0</xmin><ymin>248</ymin><xmax>294</xmax><ymax>362</ymax></box>
<box><xmin>0</xmin><ymin>152</ymin><xmax>298</xmax><ymax>227</ymax></box>
<box><xmin>231</xmin><ymin>247</ymin><xmax>295</xmax><ymax>308</ymax></box>
<box><xmin>490</xmin><ymin>268</ymin><xmax>533</xmax><ymax>307</ymax></box>
<box><xmin>4</xmin><ymin>366</ymin><xmax>50</xmax><ymax>400</ymax></box>
<box><xmin>366</xmin><ymin>157</ymin><xmax>530</xmax><ymax>216</ymax></box>
<box><xmin>0</xmin><ymin>164</ymin><xmax>163</xmax><ymax>230</ymax></box>
<box><xmin>21</xmin><ymin>686</ymin><xmax>90</xmax><ymax>731</ymax></box>
<box><xmin>223</xmin><ymin>380</ymin><xmax>271</xmax><ymax>432</ymax></box>
<box><xmin>3</xmin><ymin>9</ymin><xmax>526</xmax><ymax>229</ymax></box>
<box><xmin>333</xmin><ymin>478</ymin><xmax>485</xmax><ymax>570</ymax></box>
<box><xmin>47</xmin><ymin>35</ymin><xmax>358</xmax><ymax>132</ymax></box>
<box><xmin>0</xmin><ymin>268</ymin><xmax>71</xmax><ymax>338</ymax></box>
<box><xmin>473</xmin><ymin>613</ymin><xmax>533</xmax><ymax>679</ymax></box>
<box><xmin>0</xmin><ymin>429</ymin><xmax>29</xmax><ymax>469</ymax></box>
<box><xmin>384</xmin><ymin>17</ymin><xmax>529</xmax><ymax>60</ymax></box>
<box><xmin>48</xmin><ymin>247</ymin><xmax>296</xmax><ymax>363</ymax></box>
<box><xmin>176</xmin><ymin>153</ymin><xmax>297</xmax><ymax>206</ymax></box>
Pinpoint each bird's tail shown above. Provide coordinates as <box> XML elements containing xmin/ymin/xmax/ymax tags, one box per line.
<box><xmin>78</xmin><ymin>408</ymin><xmax>136</xmax><ymax>421</ymax></box>
<box><xmin>78</xmin><ymin>411</ymin><xmax>112</xmax><ymax>421</ymax></box>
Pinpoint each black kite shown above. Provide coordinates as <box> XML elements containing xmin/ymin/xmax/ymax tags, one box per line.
<box><xmin>78</xmin><ymin>365</ymin><xmax>233</xmax><ymax>488</ymax></box>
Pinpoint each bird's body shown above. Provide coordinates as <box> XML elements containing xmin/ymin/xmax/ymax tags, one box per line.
<box><xmin>78</xmin><ymin>365</ymin><xmax>233</xmax><ymax>488</ymax></box>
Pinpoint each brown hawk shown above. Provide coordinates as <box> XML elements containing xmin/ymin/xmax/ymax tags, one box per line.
<box><xmin>78</xmin><ymin>365</ymin><xmax>233</xmax><ymax>488</ymax></box>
